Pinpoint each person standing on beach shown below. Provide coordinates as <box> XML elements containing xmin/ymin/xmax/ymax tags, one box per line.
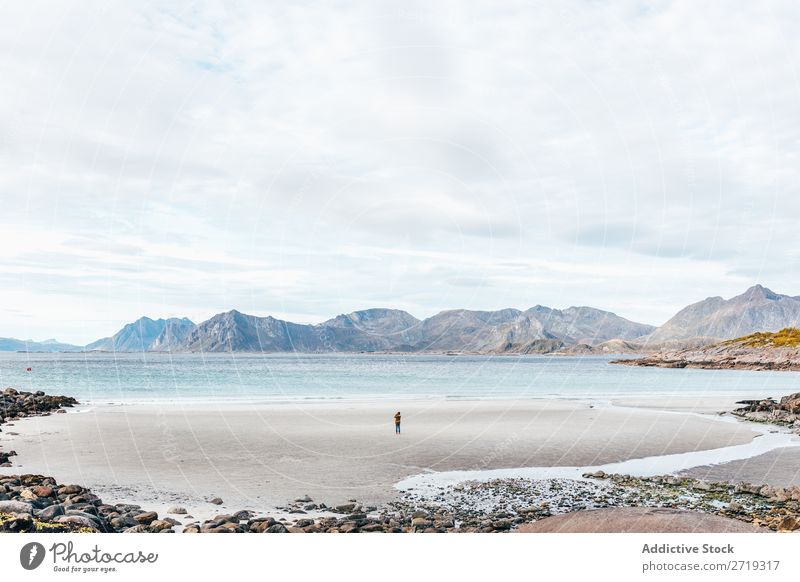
<box><xmin>394</xmin><ymin>411</ymin><xmax>401</xmax><ymax>434</ymax></box>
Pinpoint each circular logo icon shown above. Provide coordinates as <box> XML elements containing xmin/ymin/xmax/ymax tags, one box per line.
<box><xmin>20</xmin><ymin>542</ymin><xmax>46</xmax><ymax>570</ymax></box>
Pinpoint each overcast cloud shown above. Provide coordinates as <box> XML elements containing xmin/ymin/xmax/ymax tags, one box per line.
<box><xmin>1</xmin><ymin>1</ymin><xmax>798</xmax><ymax>344</ymax></box>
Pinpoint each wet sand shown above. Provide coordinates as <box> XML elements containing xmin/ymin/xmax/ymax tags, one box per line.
<box><xmin>0</xmin><ymin>398</ymin><xmax>759</xmax><ymax>514</ymax></box>
<box><xmin>517</xmin><ymin>507</ymin><xmax>768</xmax><ymax>533</ymax></box>
<box><xmin>682</xmin><ymin>446</ymin><xmax>800</xmax><ymax>488</ymax></box>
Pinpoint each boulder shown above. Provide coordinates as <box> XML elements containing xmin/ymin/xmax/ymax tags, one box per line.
<box><xmin>32</xmin><ymin>485</ymin><xmax>55</xmax><ymax>498</ymax></box>
<box><xmin>1</xmin><ymin>514</ymin><xmax>35</xmax><ymax>532</ymax></box>
<box><xmin>54</xmin><ymin>515</ymin><xmax>100</xmax><ymax>532</ymax></box>
<box><xmin>133</xmin><ymin>511</ymin><xmax>158</xmax><ymax>525</ymax></box>
<box><xmin>58</xmin><ymin>484</ymin><xmax>83</xmax><ymax>495</ymax></box>
<box><xmin>37</xmin><ymin>504</ymin><xmax>65</xmax><ymax>521</ymax></box>
<box><xmin>780</xmin><ymin>393</ymin><xmax>800</xmax><ymax>413</ymax></box>
<box><xmin>0</xmin><ymin>500</ymin><xmax>33</xmax><ymax>514</ymax></box>
<box><xmin>149</xmin><ymin>519</ymin><xmax>174</xmax><ymax>532</ymax></box>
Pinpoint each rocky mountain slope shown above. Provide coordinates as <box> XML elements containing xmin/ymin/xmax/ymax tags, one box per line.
<box><xmin>87</xmin><ymin>305</ymin><xmax>653</xmax><ymax>353</ymax></box>
<box><xmin>613</xmin><ymin>328</ymin><xmax>800</xmax><ymax>371</ymax></box>
<box><xmin>645</xmin><ymin>285</ymin><xmax>800</xmax><ymax>344</ymax></box>
<box><xmin>75</xmin><ymin>284</ymin><xmax>800</xmax><ymax>354</ymax></box>
<box><xmin>86</xmin><ymin>317</ymin><xmax>195</xmax><ymax>352</ymax></box>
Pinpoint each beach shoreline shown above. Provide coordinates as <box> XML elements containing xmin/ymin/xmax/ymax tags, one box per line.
<box><xmin>0</xmin><ymin>395</ymin><xmax>779</xmax><ymax>507</ymax></box>
<box><xmin>2</xmin><ymin>391</ymin><xmax>800</xmax><ymax>532</ymax></box>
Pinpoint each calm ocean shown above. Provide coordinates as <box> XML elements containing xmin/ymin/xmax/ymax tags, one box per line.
<box><xmin>0</xmin><ymin>353</ymin><xmax>798</xmax><ymax>404</ymax></box>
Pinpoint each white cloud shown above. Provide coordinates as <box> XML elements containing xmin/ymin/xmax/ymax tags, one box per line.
<box><xmin>0</xmin><ymin>1</ymin><xmax>798</xmax><ymax>343</ymax></box>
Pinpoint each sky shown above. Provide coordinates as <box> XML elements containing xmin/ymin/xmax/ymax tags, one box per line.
<box><xmin>0</xmin><ymin>1</ymin><xmax>798</xmax><ymax>344</ymax></box>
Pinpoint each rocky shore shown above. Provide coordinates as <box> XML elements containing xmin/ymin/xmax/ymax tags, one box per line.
<box><xmin>0</xmin><ymin>387</ymin><xmax>78</xmax><ymax>466</ymax></box>
<box><xmin>730</xmin><ymin>393</ymin><xmax>800</xmax><ymax>430</ymax></box>
<box><xmin>4</xmin><ymin>470</ymin><xmax>799</xmax><ymax>533</ymax></box>
<box><xmin>2</xmin><ymin>387</ymin><xmax>799</xmax><ymax>533</ymax></box>
<box><xmin>612</xmin><ymin>328</ymin><xmax>800</xmax><ymax>371</ymax></box>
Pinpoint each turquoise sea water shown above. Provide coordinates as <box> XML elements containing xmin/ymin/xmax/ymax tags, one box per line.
<box><xmin>0</xmin><ymin>353</ymin><xmax>798</xmax><ymax>404</ymax></box>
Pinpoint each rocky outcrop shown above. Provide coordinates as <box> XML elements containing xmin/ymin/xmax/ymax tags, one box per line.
<box><xmin>612</xmin><ymin>328</ymin><xmax>800</xmax><ymax>371</ymax></box>
<box><xmin>646</xmin><ymin>285</ymin><xmax>800</xmax><ymax>344</ymax></box>
<box><xmin>0</xmin><ymin>474</ymin><xmax>181</xmax><ymax>533</ymax></box>
<box><xmin>0</xmin><ymin>388</ymin><xmax>78</xmax><ymax>466</ymax></box>
<box><xmin>730</xmin><ymin>393</ymin><xmax>800</xmax><ymax>429</ymax></box>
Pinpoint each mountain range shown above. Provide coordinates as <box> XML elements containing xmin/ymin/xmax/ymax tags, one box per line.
<box><xmin>3</xmin><ymin>285</ymin><xmax>799</xmax><ymax>354</ymax></box>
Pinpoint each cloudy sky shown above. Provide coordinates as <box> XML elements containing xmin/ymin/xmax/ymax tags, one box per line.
<box><xmin>1</xmin><ymin>1</ymin><xmax>798</xmax><ymax>344</ymax></box>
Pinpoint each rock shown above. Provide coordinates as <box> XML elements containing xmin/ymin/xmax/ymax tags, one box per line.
<box><xmin>167</xmin><ymin>506</ymin><xmax>187</xmax><ymax>514</ymax></box>
<box><xmin>294</xmin><ymin>495</ymin><xmax>312</xmax><ymax>503</ymax></box>
<box><xmin>37</xmin><ymin>504</ymin><xmax>65</xmax><ymax>520</ymax></box>
<box><xmin>209</xmin><ymin>497</ymin><xmax>224</xmax><ymax>505</ymax></box>
<box><xmin>0</xmin><ymin>500</ymin><xmax>33</xmax><ymax>514</ymax></box>
<box><xmin>265</xmin><ymin>523</ymin><xmax>289</xmax><ymax>533</ymax></box>
<box><xmin>779</xmin><ymin>393</ymin><xmax>800</xmax><ymax>413</ymax></box>
<box><xmin>32</xmin><ymin>485</ymin><xmax>55</xmax><ymax>498</ymax></box>
<box><xmin>133</xmin><ymin>511</ymin><xmax>158</xmax><ymax>525</ymax></box>
<box><xmin>411</xmin><ymin>517</ymin><xmax>430</xmax><ymax>529</ymax></box>
<box><xmin>149</xmin><ymin>519</ymin><xmax>174</xmax><ymax>532</ymax></box>
<box><xmin>249</xmin><ymin>519</ymin><xmax>278</xmax><ymax>533</ymax></box>
<box><xmin>777</xmin><ymin>516</ymin><xmax>799</xmax><ymax>532</ymax></box>
<box><xmin>123</xmin><ymin>525</ymin><xmax>149</xmax><ymax>533</ymax></box>
<box><xmin>294</xmin><ymin>518</ymin><xmax>314</xmax><ymax>528</ymax></box>
<box><xmin>19</xmin><ymin>488</ymin><xmax>38</xmax><ymax>501</ymax></box>
<box><xmin>1</xmin><ymin>514</ymin><xmax>35</xmax><ymax>532</ymax></box>
<box><xmin>334</xmin><ymin>503</ymin><xmax>356</xmax><ymax>513</ymax></box>
<box><xmin>54</xmin><ymin>515</ymin><xmax>100</xmax><ymax>532</ymax></box>
<box><xmin>110</xmin><ymin>516</ymin><xmax>138</xmax><ymax>530</ymax></box>
<box><xmin>58</xmin><ymin>484</ymin><xmax>83</xmax><ymax>495</ymax></box>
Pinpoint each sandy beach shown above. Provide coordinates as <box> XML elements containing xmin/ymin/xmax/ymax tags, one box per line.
<box><xmin>0</xmin><ymin>397</ymin><xmax>762</xmax><ymax>514</ymax></box>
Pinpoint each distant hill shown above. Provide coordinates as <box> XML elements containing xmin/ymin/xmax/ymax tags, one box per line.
<box><xmin>614</xmin><ymin>327</ymin><xmax>800</xmax><ymax>371</ymax></box>
<box><xmin>68</xmin><ymin>284</ymin><xmax>800</xmax><ymax>354</ymax></box>
<box><xmin>86</xmin><ymin>317</ymin><xmax>195</xmax><ymax>352</ymax></box>
<box><xmin>645</xmin><ymin>285</ymin><xmax>800</xmax><ymax>344</ymax></box>
<box><xmin>0</xmin><ymin>337</ymin><xmax>82</xmax><ymax>352</ymax></box>
<box><xmin>172</xmin><ymin>305</ymin><xmax>652</xmax><ymax>354</ymax></box>
<box><xmin>181</xmin><ymin>308</ymin><xmax>418</xmax><ymax>353</ymax></box>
